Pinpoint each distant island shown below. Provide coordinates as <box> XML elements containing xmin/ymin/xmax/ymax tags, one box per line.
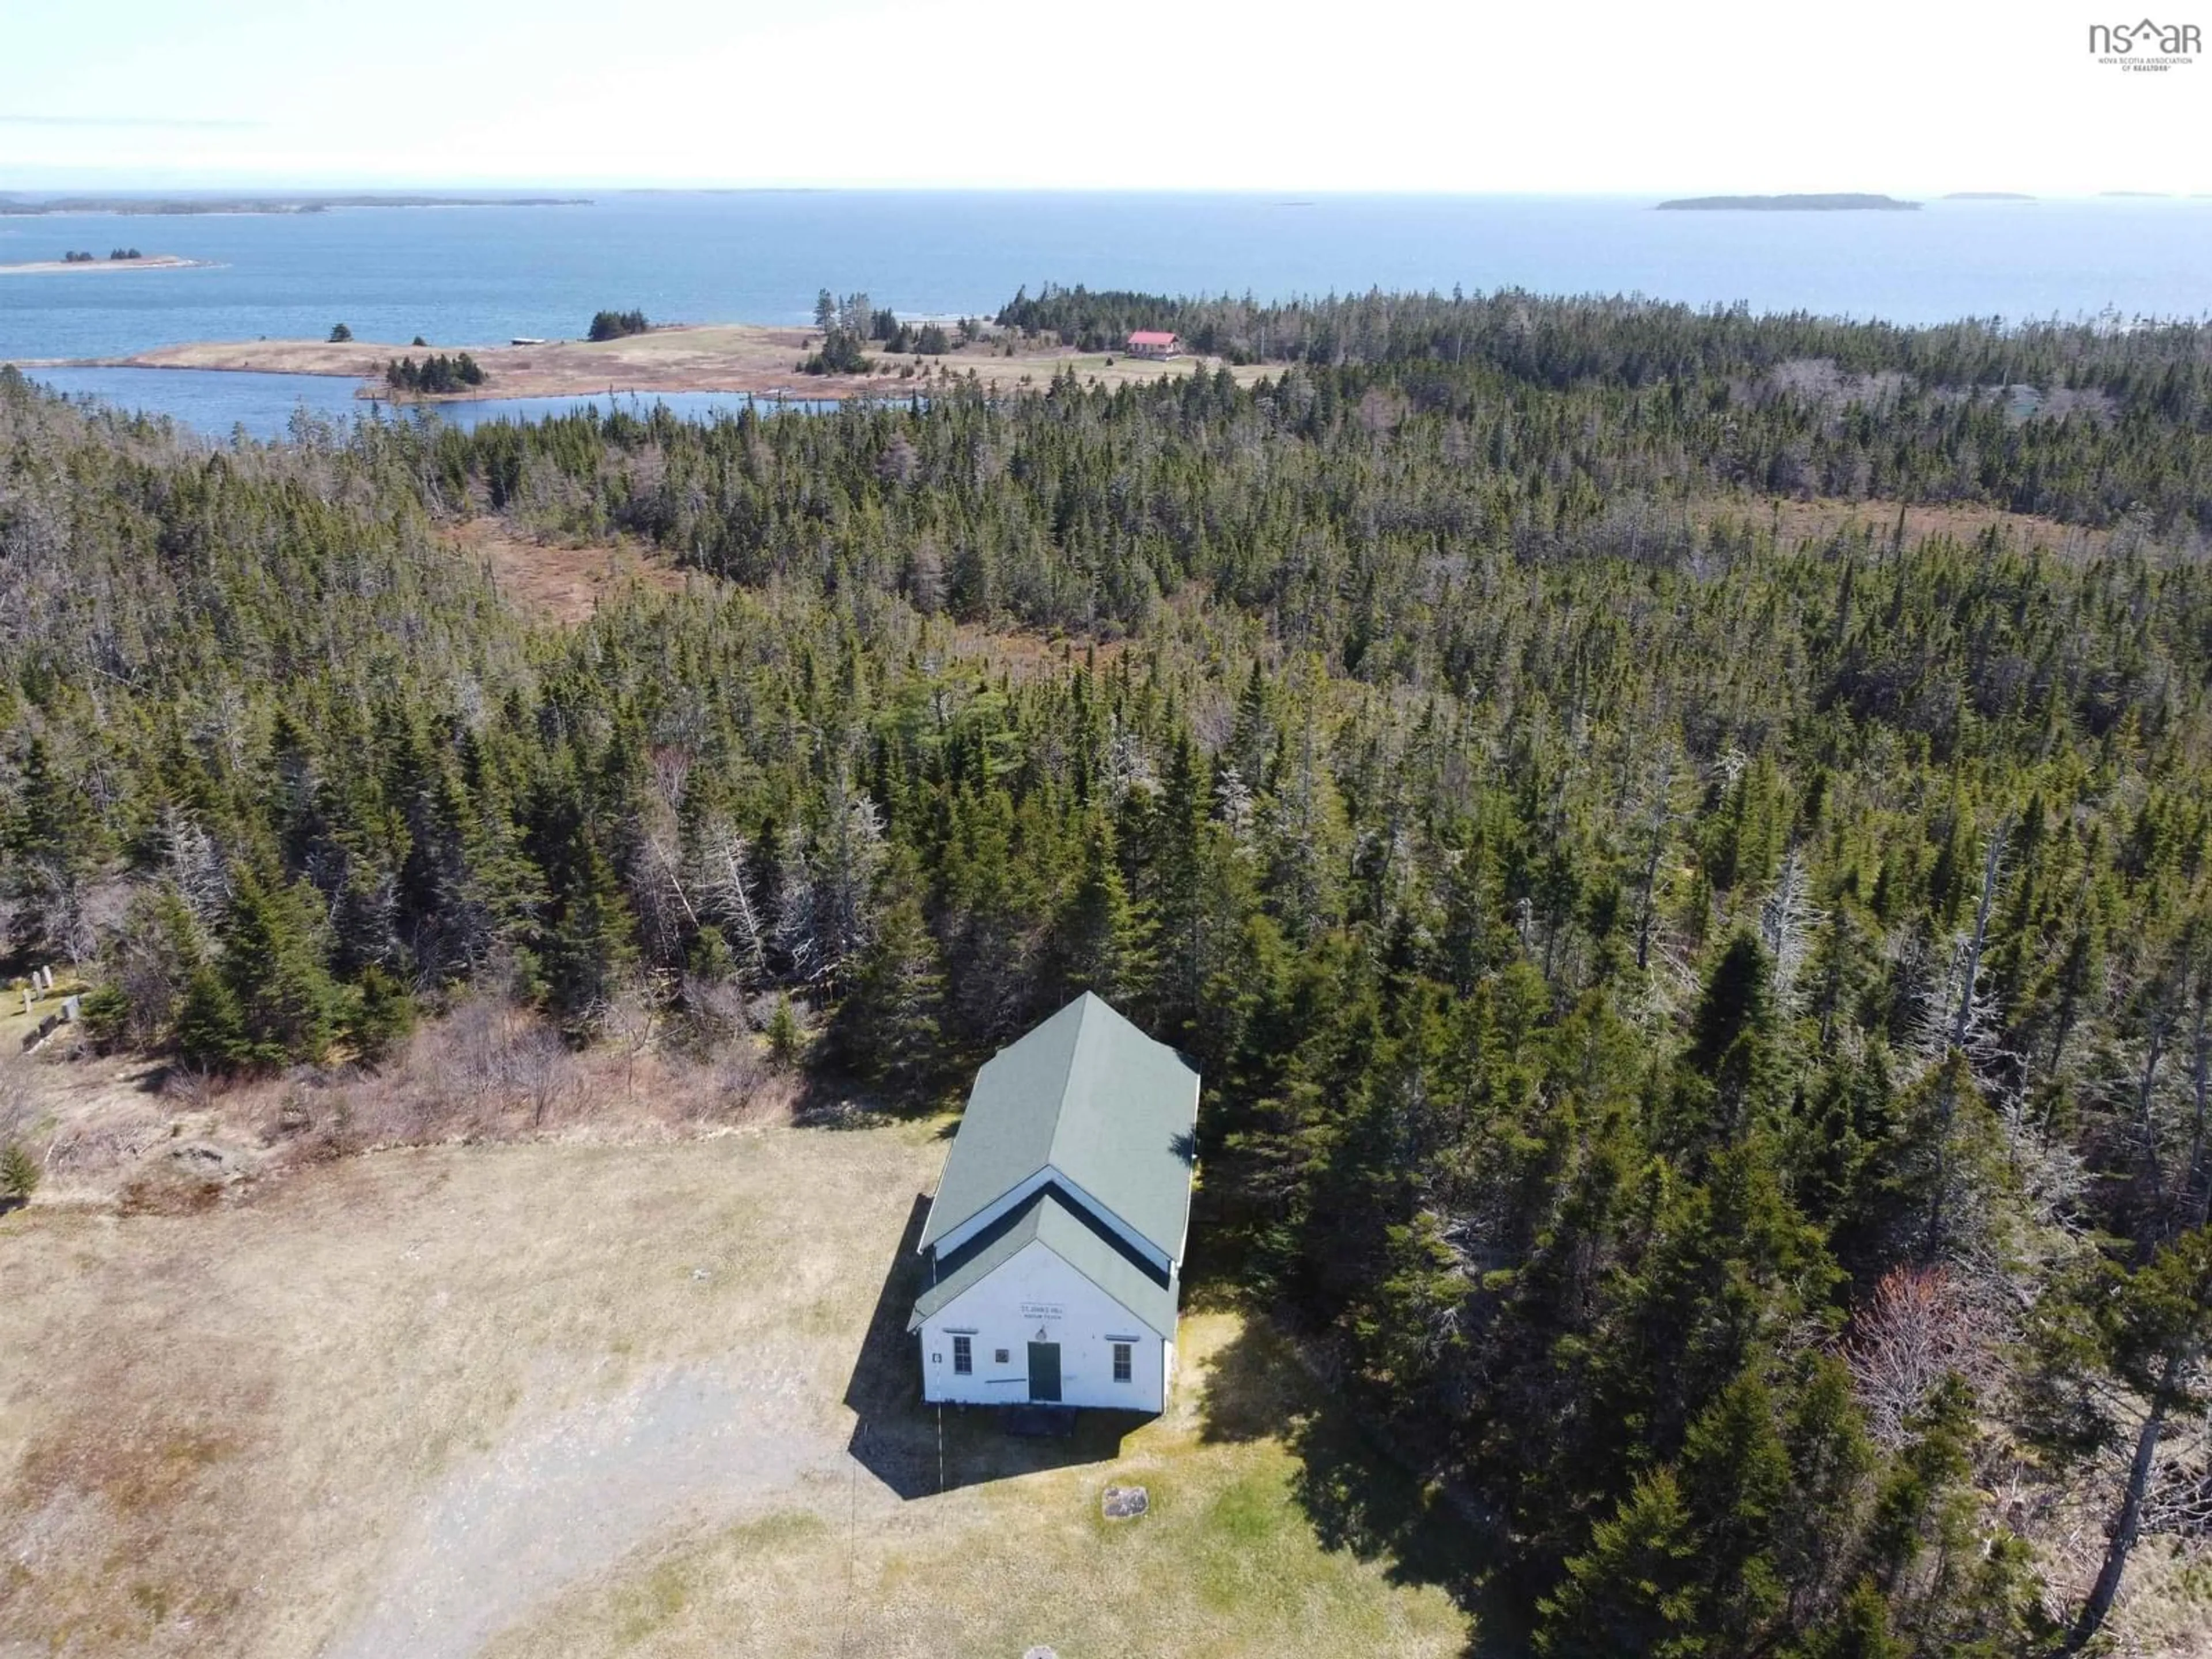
<box><xmin>1657</xmin><ymin>193</ymin><xmax>1921</xmax><ymax>211</ymax></box>
<box><xmin>2099</xmin><ymin>191</ymin><xmax>2172</xmax><ymax>198</ymax></box>
<box><xmin>1663</xmin><ymin>194</ymin><xmax>1920</xmax><ymax>212</ymax></box>
<box><xmin>0</xmin><ymin>194</ymin><xmax>590</xmax><ymax>217</ymax></box>
<box><xmin>0</xmin><ymin>251</ymin><xmax>207</xmax><ymax>275</ymax></box>
<box><xmin>1943</xmin><ymin>191</ymin><xmax>2035</xmax><ymax>200</ymax></box>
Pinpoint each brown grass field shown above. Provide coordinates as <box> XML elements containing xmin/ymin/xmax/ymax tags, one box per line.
<box><xmin>0</xmin><ymin>1019</ymin><xmax>1481</xmax><ymax>1659</ymax></box>
<box><xmin>31</xmin><ymin>324</ymin><xmax>1271</xmax><ymax>404</ymax></box>
<box><xmin>1698</xmin><ymin>495</ymin><xmax>2118</xmax><ymax>559</ymax></box>
<box><xmin>448</xmin><ymin>521</ymin><xmax>691</xmax><ymax>626</ymax></box>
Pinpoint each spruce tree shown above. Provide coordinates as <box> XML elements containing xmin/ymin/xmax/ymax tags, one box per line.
<box><xmin>1</xmin><ymin>1141</ymin><xmax>38</xmax><ymax>1203</ymax></box>
<box><xmin>1536</xmin><ymin>1468</ymin><xmax>1704</xmax><ymax>1658</ymax></box>
<box><xmin>174</xmin><ymin>963</ymin><xmax>248</xmax><ymax>1072</ymax></box>
<box><xmin>543</xmin><ymin>837</ymin><xmax>635</xmax><ymax>1033</ymax></box>
<box><xmin>1045</xmin><ymin>821</ymin><xmax>1149</xmax><ymax>1006</ymax></box>
<box><xmin>1675</xmin><ymin>1372</ymin><xmax>1792</xmax><ymax>1645</ymax></box>
<box><xmin>218</xmin><ymin>861</ymin><xmax>339</xmax><ymax>1067</ymax></box>
<box><xmin>345</xmin><ymin>963</ymin><xmax>417</xmax><ymax>1063</ymax></box>
<box><xmin>832</xmin><ymin>851</ymin><xmax>944</xmax><ymax>1098</ymax></box>
<box><xmin>1795</xmin><ymin>1582</ymin><xmax>1906</xmax><ymax>1659</ymax></box>
<box><xmin>5</xmin><ymin>735</ymin><xmax>99</xmax><ymax>960</ymax></box>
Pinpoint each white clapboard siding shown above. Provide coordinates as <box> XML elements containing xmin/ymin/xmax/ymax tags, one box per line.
<box><xmin>916</xmin><ymin>1238</ymin><xmax>1169</xmax><ymax>1414</ymax></box>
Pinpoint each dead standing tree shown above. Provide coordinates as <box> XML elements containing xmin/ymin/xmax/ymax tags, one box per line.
<box><xmin>691</xmin><ymin>819</ymin><xmax>769</xmax><ymax>986</ymax></box>
<box><xmin>1919</xmin><ymin>815</ymin><xmax>2010</xmax><ymax>1264</ymax></box>
<box><xmin>2058</xmin><ymin>1229</ymin><xmax>2212</xmax><ymax>1653</ymax></box>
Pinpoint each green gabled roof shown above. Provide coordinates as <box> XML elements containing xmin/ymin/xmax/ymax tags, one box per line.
<box><xmin>906</xmin><ymin>1188</ymin><xmax>1179</xmax><ymax>1338</ymax></box>
<box><xmin>919</xmin><ymin>993</ymin><xmax>1200</xmax><ymax>1260</ymax></box>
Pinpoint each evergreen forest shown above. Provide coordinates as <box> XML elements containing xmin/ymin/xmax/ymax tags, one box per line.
<box><xmin>7</xmin><ymin>285</ymin><xmax>2212</xmax><ymax>1652</ymax></box>
<box><xmin>384</xmin><ymin>351</ymin><xmax>487</xmax><ymax>393</ymax></box>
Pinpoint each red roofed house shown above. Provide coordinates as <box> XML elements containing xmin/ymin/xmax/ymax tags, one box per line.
<box><xmin>1126</xmin><ymin>330</ymin><xmax>1181</xmax><ymax>360</ymax></box>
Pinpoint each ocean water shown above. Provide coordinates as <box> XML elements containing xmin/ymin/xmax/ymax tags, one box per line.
<box><xmin>5</xmin><ymin>191</ymin><xmax>2210</xmax><ymax>435</ymax></box>
<box><xmin>17</xmin><ymin>366</ymin><xmax>835</xmax><ymax>442</ymax></box>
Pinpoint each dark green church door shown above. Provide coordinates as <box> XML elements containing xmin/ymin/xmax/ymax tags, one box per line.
<box><xmin>1028</xmin><ymin>1341</ymin><xmax>1062</xmax><ymax>1402</ymax></box>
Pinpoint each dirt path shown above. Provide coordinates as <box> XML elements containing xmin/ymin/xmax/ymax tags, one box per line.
<box><xmin>324</xmin><ymin>1357</ymin><xmax>847</xmax><ymax>1659</ymax></box>
<box><xmin>0</xmin><ymin>1127</ymin><xmax>941</xmax><ymax>1659</ymax></box>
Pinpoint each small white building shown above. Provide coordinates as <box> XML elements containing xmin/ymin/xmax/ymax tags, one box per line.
<box><xmin>910</xmin><ymin>994</ymin><xmax>1200</xmax><ymax>1414</ymax></box>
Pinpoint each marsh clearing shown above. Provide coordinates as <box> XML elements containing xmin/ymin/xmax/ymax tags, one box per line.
<box><xmin>0</xmin><ymin>1112</ymin><xmax>1481</xmax><ymax>1658</ymax></box>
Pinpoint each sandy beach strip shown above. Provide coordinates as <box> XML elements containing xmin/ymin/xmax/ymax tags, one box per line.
<box><xmin>0</xmin><ymin>253</ymin><xmax>213</xmax><ymax>276</ymax></box>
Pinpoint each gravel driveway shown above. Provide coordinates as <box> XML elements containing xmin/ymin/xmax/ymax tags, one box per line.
<box><xmin>323</xmin><ymin>1356</ymin><xmax>849</xmax><ymax>1659</ymax></box>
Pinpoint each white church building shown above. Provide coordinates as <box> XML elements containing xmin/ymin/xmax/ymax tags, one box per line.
<box><xmin>909</xmin><ymin>993</ymin><xmax>1200</xmax><ymax>1414</ymax></box>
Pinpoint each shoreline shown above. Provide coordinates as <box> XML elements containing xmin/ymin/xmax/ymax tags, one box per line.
<box><xmin>21</xmin><ymin>323</ymin><xmax>1266</xmax><ymax>402</ymax></box>
<box><xmin>0</xmin><ymin>195</ymin><xmax>589</xmax><ymax>217</ymax></box>
<box><xmin>0</xmin><ymin>253</ymin><xmax>213</xmax><ymax>276</ymax></box>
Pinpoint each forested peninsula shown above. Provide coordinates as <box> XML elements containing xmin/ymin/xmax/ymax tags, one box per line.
<box><xmin>7</xmin><ymin>286</ymin><xmax>2212</xmax><ymax>1653</ymax></box>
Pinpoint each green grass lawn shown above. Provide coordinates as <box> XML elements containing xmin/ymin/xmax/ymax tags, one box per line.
<box><xmin>483</xmin><ymin>1312</ymin><xmax>1483</xmax><ymax>1659</ymax></box>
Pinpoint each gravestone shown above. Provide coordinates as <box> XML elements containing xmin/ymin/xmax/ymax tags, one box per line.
<box><xmin>20</xmin><ymin>988</ymin><xmax>30</xmax><ymax>1017</ymax></box>
<box><xmin>60</xmin><ymin>995</ymin><xmax>79</xmax><ymax>1022</ymax></box>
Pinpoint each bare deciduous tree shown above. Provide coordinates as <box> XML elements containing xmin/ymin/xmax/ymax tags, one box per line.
<box><xmin>1846</xmin><ymin>1266</ymin><xmax>1993</xmax><ymax>1448</ymax></box>
<box><xmin>601</xmin><ymin>975</ymin><xmax>665</xmax><ymax>1099</ymax></box>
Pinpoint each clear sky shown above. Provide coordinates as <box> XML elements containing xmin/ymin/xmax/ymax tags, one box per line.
<box><xmin>3</xmin><ymin>0</ymin><xmax>2205</xmax><ymax>195</ymax></box>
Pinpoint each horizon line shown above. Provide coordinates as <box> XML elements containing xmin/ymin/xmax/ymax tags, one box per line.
<box><xmin>5</xmin><ymin>181</ymin><xmax>2212</xmax><ymax>201</ymax></box>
